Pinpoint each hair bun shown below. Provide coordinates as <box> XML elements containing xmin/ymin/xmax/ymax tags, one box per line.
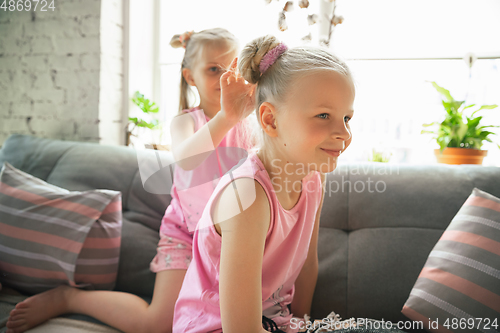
<box><xmin>170</xmin><ymin>31</ymin><xmax>194</xmax><ymax>49</ymax></box>
<box><xmin>238</xmin><ymin>35</ymin><xmax>281</xmax><ymax>84</ymax></box>
<box><xmin>170</xmin><ymin>34</ymin><xmax>183</xmax><ymax>48</ymax></box>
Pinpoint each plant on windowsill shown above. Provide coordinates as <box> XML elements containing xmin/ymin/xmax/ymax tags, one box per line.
<box><xmin>127</xmin><ymin>91</ymin><xmax>169</xmax><ymax>150</ymax></box>
<box><xmin>421</xmin><ymin>81</ymin><xmax>499</xmax><ymax>165</ymax></box>
<box><xmin>368</xmin><ymin>148</ymin><xmax>391</xmax><ymax>163</ymax></box>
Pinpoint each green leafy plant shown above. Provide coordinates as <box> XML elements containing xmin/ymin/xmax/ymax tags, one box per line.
<box><xmin>421</xmin><ymin>81</ymin><xmax>499</xmax><ymax>150</ymax></box>
<box><xmin>127</xmin><ymin>91</ymin><xmax>161</xmax><ymax>146</ymax></box>
<box><xmin>129</xmin><ymin>91</ymin><xmax>160</xmax><ymax>130</ymax></box>
<box><xmin>368</xmin><ymin>148</ymin><xmax>391</xmax><ymax>163</ymax></box>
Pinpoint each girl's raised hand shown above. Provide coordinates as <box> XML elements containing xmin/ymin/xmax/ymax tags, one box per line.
<box><xmin>219</xmin><ymin>57</ymin><xmax>256</xmax><ymax>125</ymax></box>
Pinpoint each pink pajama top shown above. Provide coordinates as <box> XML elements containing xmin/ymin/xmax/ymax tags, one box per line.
<box><xmin>173</xmin><ymin>151</ymin><xmax>323</xmax><ymax>333</ymax></box>
<box><xmin>159</xmin><ymin>107</ymin><xmax>253</xmax><ymax>237</ymax></box>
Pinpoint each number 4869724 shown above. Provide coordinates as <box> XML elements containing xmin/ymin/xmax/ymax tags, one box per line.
<box><xmin>1</xmin><ymin>0</ymin><xmax>55</xmax><ymax>11</ymax></box>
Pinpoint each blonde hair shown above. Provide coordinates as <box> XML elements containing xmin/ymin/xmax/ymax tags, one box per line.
<box><xmin>170</xmin><ymin>28</ymin><xmax>238</xmax><ymax>114</ymax></box>
<box><xmin>238</xmin><ymin>35</ymin><xmax>354</xmax><ymax>152</ymax></box>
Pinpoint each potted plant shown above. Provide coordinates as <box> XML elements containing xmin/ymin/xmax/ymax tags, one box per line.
<box><xmin>368</xmin><ymin>148</ymin><xmax>391</xmax><ymax>163</ymax></box>
<box><xmin>421</xmin><ymin>81</ymin><xmax>499</xmax><ymax>165</ymax></box>
<box><xmin>127</xmin><ymin>91</ymin><xmax>167</xmax><ymax>150</ymax></box>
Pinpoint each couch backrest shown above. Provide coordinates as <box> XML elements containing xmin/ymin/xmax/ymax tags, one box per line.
<box><xmin>0</xmin><ymin>134</ymin><xmax>173</xmax><ymax>231</ymax></box>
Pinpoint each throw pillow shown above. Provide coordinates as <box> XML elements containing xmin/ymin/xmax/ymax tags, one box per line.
<box><xmin>0</xmin><ymin>162</ymin><xmax>122</xmax><ymax>295</ymax></box>
<box><xmin>402</xmin><ymin>188</ymin><xmax>500</xmax><ymax>333</ymax></box>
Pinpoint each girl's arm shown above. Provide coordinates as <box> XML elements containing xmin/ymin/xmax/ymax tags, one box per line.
<box><xmin>212</xmin><ymin>177</ymin><xmax>271</xmax><ymax>333</ymax></box>
<box><xmin>170</xmin><ymin>58</ymin><xmax>255</xmax><ymax>171</ymax></box>
<box><xmin>290</xmin><ymin>172</ymin><xmax>326</xmax><ymax>318</ymax></box>
<box><xmin>170</xmin><ymin>110</ymin><xmax>236</xmax><ymax>170</ymax></box>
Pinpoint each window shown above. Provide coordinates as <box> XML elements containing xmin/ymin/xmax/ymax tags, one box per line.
<box><xmin>157</xmin><ymin>0</ymin><xmax>500</xmax><ymax>165</ymax></box>
<box><xmin>343</xmin><ymin>58</ymin><xmax>500</xmax><ymax>165</ymax></box>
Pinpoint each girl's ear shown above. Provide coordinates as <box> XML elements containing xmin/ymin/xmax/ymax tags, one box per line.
<box><xmin>259</xmin><ymin>102</ymin><xmax>278</xmax><ymax>138</ymax></box>
<box><xmin>182</xmin><ymin>68</ymin><xmax>196</xmax><ymax>86</ymax></box>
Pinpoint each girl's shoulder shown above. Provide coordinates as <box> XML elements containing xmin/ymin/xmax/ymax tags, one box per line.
<box><xmin>304</xmin><ymin>170</ymin><xmax>323</xmax><ymax>197</ymax></box>
<box><xmin>309</xmin><ymin>170</ymin><xmax>323</xmax><ymax>183</ymax></box>
<box><xmin>211</xmin><ymin>176</ymin><xmax>271</xmax><ymax>230</ymax></box>
<box><xmin>177</xmin><ymin>106</ymin><xmax>206</xmax><ymax>132</ymax></box>
<box><xmin>181</xmin><ymin>106</ymin><xmax>201</xmax><ymax>114</ymax></box>
<box><xmin>199</xmin><ymin>152</ymin><xmax>271</xmax><ymax>232</ymax></box>
<box><xmin>214</xmin><ymin>152</ymin><xmax>270</xmax><ymax>202</ymax></box>
<box><xmin>173</xmin><ymin>106</ymin><xmax>200</xmax><ymax>123</ymax></box>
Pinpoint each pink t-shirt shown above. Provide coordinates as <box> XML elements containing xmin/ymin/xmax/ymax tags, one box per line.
<box><xmin>173</xmin><ymin>151</ymin><xmax>323</xmax><ymax>333</ymax></box>
<box><xmin>160</xmin><ymin>107</ymin><xmax>253</xmax><ymax>235</ymax></box>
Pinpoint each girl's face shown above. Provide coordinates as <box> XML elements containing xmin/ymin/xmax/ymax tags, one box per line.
<box><xmin>276</xmin><ymin>71</ymin><xmax>355</xmax><ymax>173</ymax></box>
<box><xmin>183</xmin><ymin>42</ymin><xmax>237</xmax><ymax>116</ymax></box>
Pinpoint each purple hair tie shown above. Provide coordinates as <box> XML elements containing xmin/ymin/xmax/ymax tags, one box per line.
<box><xmin>259</xmin><ymin>43</ymin><xmax>288</xmax><ymax>74</ymax></box>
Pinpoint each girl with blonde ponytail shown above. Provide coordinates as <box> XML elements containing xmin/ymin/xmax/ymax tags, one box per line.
<box><xmin>174</xmin><ymin>34</ymin><xmax>355</xmax><ymax>332</ymax></box>
<box><xmin>170</xmin><ymin>28</ymin><xmax>236</xmax><ymax>114</ymax></box>
<box><xmin>6</xmin><ymin>27</ymin><xmax>256</xmax><ymax>333</ymax></box>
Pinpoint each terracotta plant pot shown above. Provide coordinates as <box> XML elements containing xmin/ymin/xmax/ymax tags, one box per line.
<box><xmin>434</xmin><ymin>148</ymin><xmax>488</xmax><ymax>165</ymax></box>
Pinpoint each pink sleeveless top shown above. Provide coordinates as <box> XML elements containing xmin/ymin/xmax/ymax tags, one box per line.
<box><xmin>173</xmin><ymin>151</ymin><xmax>323</xmax><ymax>333</ymax></box>
<box><xmin>160</xmin><ymin>107</ymin><xmax>253</xmax><ymax>235</ymax></box>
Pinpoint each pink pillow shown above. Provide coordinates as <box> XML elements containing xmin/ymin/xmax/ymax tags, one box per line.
<box><xmin>402</xmin><ymin>188</ymin><xmax>500</xmax><ymax>332</ymax></box>
<box><xmin>0</xmin><ymin>162</ymin><xmax>122</xmax><ymax>294</ymax></box>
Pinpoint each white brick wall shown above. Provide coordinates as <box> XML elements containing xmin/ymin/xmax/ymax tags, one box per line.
<box><xmin>0</xmin><ymin>0</ymin><xmax>124</xmax><ymax>146</ymax></box>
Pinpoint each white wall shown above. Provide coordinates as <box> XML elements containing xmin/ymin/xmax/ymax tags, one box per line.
<box><xmin>0</xmin><ymin>0</ymin><xmax>125</xmax><ymax>146</ymax></box>
<box><xmin>99</xmin><ymin>0</ymin><xmax>125</xmax><ymax>145</ymax></box>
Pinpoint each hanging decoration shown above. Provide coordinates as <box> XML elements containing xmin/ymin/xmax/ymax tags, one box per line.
<box><xmin>266</xmin><ymin>0</ymin><xmax>344</xmax><ymax>47</ymax></box>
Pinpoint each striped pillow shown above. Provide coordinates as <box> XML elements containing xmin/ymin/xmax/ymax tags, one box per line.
<box><xmin>0</xmin><ymin>162</ymin><xmax>122</xmax><ymax>294</ymax></box>
<box><xmin>402</xmin><ymin>188</ymin><xmax>500</xmax><ymax>333</ymax></box>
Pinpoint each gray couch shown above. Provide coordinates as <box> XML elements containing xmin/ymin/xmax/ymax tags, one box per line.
<box><xmin>1</xmin><ymin>134</ymin><xmax>499</xmax><ymax>332</ymax></box>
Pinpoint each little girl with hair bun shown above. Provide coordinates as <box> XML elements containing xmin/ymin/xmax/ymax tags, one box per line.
<box><xmin>6</xmin><ymin>27</ymin><xmax>256</xmax><ymax>333</ymax></box>
<box><xmin>173</xmin><ymin>35</ymin><xmax>355</xmax><ymax>333</ymax></box>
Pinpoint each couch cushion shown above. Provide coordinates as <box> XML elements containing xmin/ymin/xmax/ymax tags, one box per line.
<box><xmin>402</xmin><ymin>188</ymin><xmax>500</xmax><ymax>332</ymax></box>
<box><xmin>0</xmin><ymin>162</ymin><xmax>122</xmax><ymax>294</ymax></box>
